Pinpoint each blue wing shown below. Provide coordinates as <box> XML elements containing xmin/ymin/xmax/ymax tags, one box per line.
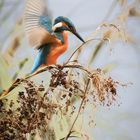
<box><xmin>24</xmin><ymin>0</ymin><xmax>53</xmax><ymax>49</ymax></box>
<box><xmin>24</xmin><ymin>0</ymin><xmax>65</xmax><ymax>73</ymax></box>
<box><xmin>31</xmin><ymin>44</ymin><xmax>51</xmax><ymax>73</ymax></box>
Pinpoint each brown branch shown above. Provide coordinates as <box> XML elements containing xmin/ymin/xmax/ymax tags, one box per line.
<box><xmin>65</xmin><ymin>38</ymin><xmax>108</xmax><ymax>65</ymax></box>
<box><xmin>0</xmin><ymin>63</ymin><xmax>92</xmax><ymax>100</ymax></box>
<box><xmin>0</xmin><ymin>37</ymin><xmax>109</xmax><ymax>100</ymax></box>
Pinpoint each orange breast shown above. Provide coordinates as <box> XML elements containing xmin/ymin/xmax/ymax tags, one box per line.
<box><xmin>46</xmin><ymin>32</ymin><xmax>68</xmax><ymax>65</ymax></box>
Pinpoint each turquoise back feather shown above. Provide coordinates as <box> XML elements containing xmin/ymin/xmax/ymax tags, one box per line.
<box><xmin>31</xmin><ymin>44</ymin><xmax>51</xmax><ymax>73</ymax></box>
<box><xmin>39</xmin><ymin>16</ymin><xmax>53</xmax><ymax>33</ymax></box>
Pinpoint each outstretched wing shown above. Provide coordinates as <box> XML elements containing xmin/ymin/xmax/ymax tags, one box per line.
<box><xmin>24</xmin><ymin>0</ymin><xmax>53</xmax><ymax>49</ymax></box>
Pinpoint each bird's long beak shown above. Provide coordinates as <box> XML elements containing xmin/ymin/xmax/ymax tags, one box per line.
<box><xmin>68</xmin><ymin>28</ymin><xmax>85</xmax><ymax>43</ymax></box>
<box><xmin>72</xmin><ymin>31</ymin><xmax>85</xmax><ymax>43</ymax></box>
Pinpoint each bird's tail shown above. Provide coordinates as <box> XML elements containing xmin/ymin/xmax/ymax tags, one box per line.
<box><xmin>31</xmin><ymin>44</ymin><xmax>51</xmax><ymax>73</ymax></box>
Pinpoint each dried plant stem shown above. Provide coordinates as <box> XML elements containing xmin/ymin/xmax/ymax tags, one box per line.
<box><xmin>64</xmin><ymin>79</ymin><xmax>90</xmax><ymax>140</ymax></box>
<box><xmin>0</xmin><ymin>36</ymin><xmax>109</xmax><ymax>100</ymax></box>
<box><xmin>0</xmin><ymin>38</ymin><xmax>105</xmax><ymax>99</ymax></box>
<box><xmin>102</xmin><ymin>0</ymin><xmax>118</xmax><ymax>21</ymax></box>
<box><xmin>65</xmin><ymin>38</ymin><xmax>108</xmax><ymax>65</ymax></box>
<box><xmin>0</xmin><ymin>64</ymin><xmax>91</xmax><ymax>99</ymax></box>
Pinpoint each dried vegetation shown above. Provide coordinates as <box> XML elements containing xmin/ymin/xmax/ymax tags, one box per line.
<box><xmin>0</xmin><ymin>0</ymin><xmax>139</xmax><ymax>139</ymax></box>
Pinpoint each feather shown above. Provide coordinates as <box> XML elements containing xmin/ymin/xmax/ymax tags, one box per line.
<box><xmin>31</xmin><ymin>44</ymin><xmax>51</xmax><ymax>73</ymax></box>
<box><xmin>24</xmin><ymin>0</ymin><xmax>53</xmax><ymax>49</ymax></box>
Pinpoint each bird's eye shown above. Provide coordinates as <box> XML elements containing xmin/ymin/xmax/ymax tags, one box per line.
<box><xmin>69</xmin><ymin>26</ymin><xmax>76</xmax><ymax>33</ymax></box>
<box><xmin>54</xmin><ymin>27</ymin><xmax>63</xmax><ymax>32</ymax></box>
<box><xmin>54</xmin><ymin>26</ymin><xmax>68</xmax><ymax>33</ymax></box>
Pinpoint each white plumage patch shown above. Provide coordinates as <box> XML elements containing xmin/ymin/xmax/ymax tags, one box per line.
<box><xmin>24</xmin><ymin>0</ymin><xmax>50</xmax><ymax>49</ymax></box>
<box><xmin>52</xmin><ymin>22</ymin><xmax>63</xmax><ymax>31</ymax></box>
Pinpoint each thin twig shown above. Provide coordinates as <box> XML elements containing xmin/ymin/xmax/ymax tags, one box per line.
<box><xmin>65</xmin><ymin>38</ymin><xmax>108</xmax><ymax>65</ymax></box>
<box><xmin>102</xmin><ymin>0</ymin><xmax>118</xmax><ymax>21</ymax></box>
<box><xmin>64</xmin><ymin>78</ymin><xmax>90</xmax><ymax>140</ymax></box>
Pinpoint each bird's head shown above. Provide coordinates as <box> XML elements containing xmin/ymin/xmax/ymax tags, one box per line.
<box><xmin>52</xmin><ymin>16</ymin><xmax>85</xmax><ymax>43</ymax></box>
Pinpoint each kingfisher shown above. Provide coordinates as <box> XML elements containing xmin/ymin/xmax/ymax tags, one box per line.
<box><xmin>24</xmin><ymin>0</ymin><xmax>85</xmax><ymax>73</ymax></box>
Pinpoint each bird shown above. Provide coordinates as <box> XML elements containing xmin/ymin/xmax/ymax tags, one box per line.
<box><xmin>24</xmin><ymin>0</ymin><xmax>85</xmax><ymax>73</ymax></box>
